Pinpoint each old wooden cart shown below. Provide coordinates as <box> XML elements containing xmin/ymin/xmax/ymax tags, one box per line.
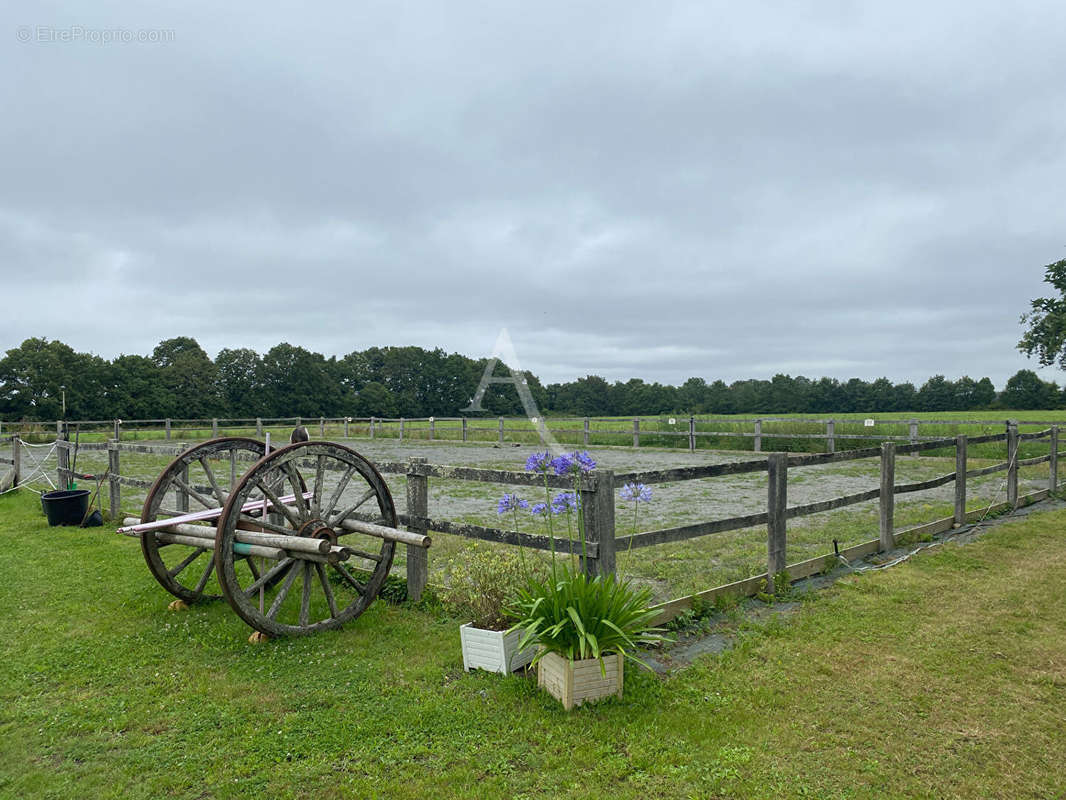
<box><xmin>117</xmin><ymin>438</ymin><xmax>430</xmax><ymax>637</ymax></box>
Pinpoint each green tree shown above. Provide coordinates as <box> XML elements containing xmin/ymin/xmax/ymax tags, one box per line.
<box><xmin>151</xmin><ymin>337</ymin><xmax>219</xmax><ymax>418</ymax></box>
<box><xmin>1019</xmin><ymin>259</ymin><xmax>1066</xmax><ymax>367</ymax></box>
<box><xmin>215</xmin><ymin>348</ymin><xmax>263</xmax><ymax>415</ymax></box>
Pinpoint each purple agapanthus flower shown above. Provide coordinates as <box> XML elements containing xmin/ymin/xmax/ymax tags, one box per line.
<box><xmin>524</xmin><ymin>451</ymin><xmax>552</xmax><ymax>473</ymax></box>
<box><xmin>497</xmin><ymin>493</ymin><xmax>529</xmax><ymax>514</ymax></box>
<box><xmin>549</xmin><ymin>450</ymin><xmax>597</xmax><ymax>476</ymax></box>
<box><xmin>551</xmin><ymin>491</ymin><xmax>578</xmax><ymax>514</ymax></box>
<box><xmin>530</xmin><ymin>502</ymin><xmax>549</xmax><ymax>516</ymax></box>
<box><xmin>620</xmin><ymin>482</ymin><xmax>652</xmax><ymax>503</ymax></box>
<box><xmin>549</xmin><ymin>453</ymin><xmax>574</xmax><ymax>475</ymax></box>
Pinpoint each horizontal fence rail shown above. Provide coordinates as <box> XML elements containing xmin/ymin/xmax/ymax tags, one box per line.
<box><xmin>7</xmin><ymin>421</ymin><xmax>1059</xmax><ymax>620</ymax></box>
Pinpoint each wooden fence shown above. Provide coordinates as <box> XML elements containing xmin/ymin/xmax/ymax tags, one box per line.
<box><xmin>37</xmin><ymin>421</ymin><xmax>1059</xmax><ymax>619</ymax></box>
<box><xmin>5</xmin><ymin>414</ymin><xmax>1063</xmax><ymax>454</ymax></box>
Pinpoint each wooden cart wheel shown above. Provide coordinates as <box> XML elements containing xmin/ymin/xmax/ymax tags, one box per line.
<box><xmin>215</xmin><ymin>441</ymin><xmax>398</xmax><ymax>637</ymax></box>
<box><xmin>140</xmin><ymin>437</ymin><xmax>268</xmax><ymax>603</ymax></box>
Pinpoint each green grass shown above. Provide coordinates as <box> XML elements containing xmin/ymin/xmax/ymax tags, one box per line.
<box><xmin>1</xmin><ymin>489</ymin><xmax>1065</xmax><ymax>798</ymax></box>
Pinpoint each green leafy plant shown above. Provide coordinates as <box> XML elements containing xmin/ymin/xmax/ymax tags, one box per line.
<box><xmin>510</xmin><ymin>563</ymin><xmax>666</xmax><ymax>671</ymax></box>
<box><xmin>442</xmin><ymin>543</ymin><xmax>544</xmax><ymax>630</ymax></box>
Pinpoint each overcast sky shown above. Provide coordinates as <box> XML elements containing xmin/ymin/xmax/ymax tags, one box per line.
<box><xmin>3</xmin><ymin>1</ymin><xmax>1065</xmax><ymax>389</ymax></box>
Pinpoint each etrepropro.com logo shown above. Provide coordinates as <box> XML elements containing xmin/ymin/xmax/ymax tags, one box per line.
<box><xmin>16</xmin><ymin>25</ymin><xmax>175</xmax><ymax>44</ymax></box>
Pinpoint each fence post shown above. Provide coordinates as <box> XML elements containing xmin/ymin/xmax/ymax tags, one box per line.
<box><xmin>211</xmin><ymin>418</ymin><xmax>219</xmax><ymax>438</ymax></box>
<box><xmin>319</xmin><ymin>417</ymin><xmax>325</xmax><ymax>437</ymax></box>
<box><xmin>909</xmin><ymin>419</ymin><xmax>919</xmax><ymax>445</ymax></box>
<box><xmin>583</xmin><ymin>417</ymin><xmax>590</xmax><ymax>447</ymax></box>
<box><xmin>166</xmin><ymin>418</ymin><xmax>172</xmax><ymax>440</ymax></box>
<box><xmin>177</xmin><ymin>461</ymin><xmax>189</xmax><ymax>514</ymax></box>
<box><xmin>11</xmin><ymin>435</ymin><xmax>20</xmax><ymax>485</ymax></box>
<box><xmin>114</xmin><ymin>419</ymin><xmax>121</xmax><ymax>441</ymax></box>
<box><xmin>754</xmin><ymin>419</ymin><xmax>762</xmax><ymax>453</ymax></box>
<box><xmin>56</xmin><ymin>419</ymin><xmax>63</xmax><ymax>439</ymax></box>
<box><xmin>296</xmin><ymin>416</ymin><xmax>302</xmax><ymax>428</ymax></box>
<box><xmin>405</xmin><ymin>457</ymin><xmax>429</xmax><ymax>603</ymax></box>
<box><xmin>826</xmin><ymin>420</ymin><xmax>835</xmax><ymax>453</ymax></box>
<box><xmin>1050</xmin><ymin>425</ymin><xmax>1059</xmax><ymax>494</ymax></box>
<box><xmin>462</xmin><ymin>417</ymin><xmax>467</xmax><ymax>442</ymax></box>
<box><xmin>880</xmin><ymin>442</ymin><xmax>895</xmax><ymax>552</ymax></box>
<box><xmin>580</xmin><ymin>469</ymin><xmax>616</xmax><ymax>577</ymax></box>
<box><xmin>954</xmin><ymin>435</ymin><xmax>967</xmax><ymax>527</ymax></box>
<box><xmin>498</xmin><ymin>417</ymin><xmax>504</xmax><ymax>445</ymax></box>
<box><xmin>766</xmin><ymin>453</ymin><xmax>787</xmax><ymax>592</ymax></box>
<box><xmin>1007</xmin><ymin>422</ymin><xmax>1019</xmax><ymax>509</ymax></box>
<box><xmin>632</xmin><ymin>418</ymin><xmax>639</xmax><ymax>448</ymax></box>
<box><xmin>108</xmin><ymin>441</ymin><xmax>120</xmax><ymax>521</ymax></box>
<box><xmin>688</xmin><ymin>416</ymin><xmax>696</xmax><ymax>452</ymax></box>
<box><xmin>399</xmin><ymin>418</ymin><xmax>405</xmax><ymax>442</ymax></box>
<box><xmin>370</xmin><ymin>417</ymin><xmax>376</xmax><ymax>439</ymax></box>
<box><xmin>344</xmin><ymin>417</ymin><xmax>350</xmax><ymax>438</ymax></box>
<box><xmin>57</xmin><ymin>441</ymin><xmax>70</xmax><ymax>489</ymax></box>
<box><xmin>429</xmin><ymin>417</ymin><xmax>435</xmax><ymax>441</ymax></box>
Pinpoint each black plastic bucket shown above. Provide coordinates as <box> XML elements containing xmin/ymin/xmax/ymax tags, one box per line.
<box><xmin>41</xmin><ymin>489</ymin><xmax>90</xmax><ymax>526</ymax></box>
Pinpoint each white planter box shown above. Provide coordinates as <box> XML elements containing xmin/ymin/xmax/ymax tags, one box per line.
<box><xmin>459</xmin><ymin>623</ymin><xmax>536</xmax><ymax>674</ymax></box>
<box><xmin>537</xmin><ymin>650</ymin><xmax>624</xmax><ymax>710</ymax></box>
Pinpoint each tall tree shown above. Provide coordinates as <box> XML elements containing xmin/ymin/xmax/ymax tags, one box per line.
<box><xmin>1018</xmin><ymin>259</ymin><xmax>1066</xmax><ymax>368</ymax></box>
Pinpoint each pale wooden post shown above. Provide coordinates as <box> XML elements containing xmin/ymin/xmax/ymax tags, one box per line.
<box><xmin>1050</xmin><ymin>425</ymin><xmax>1059</xmax><ymax>493</ymax></box>
<box><xmin>344</xmin><ymin>417</ymin><xmax>350</xmax><ymax>438</ymax></box>
<box><xmin>56</xmin><ymin>419</ymin><xmax>63</xmax><ymax>439</ymax></box>
<box><xmin>754</xmin><ymin>419</ymin><xmax>762</xmax><ymax>453</ymax></box>
<box><xmin>909</xmin><ymin>419</ymin><xmax>919</xmax><ymax>445</ymax></box>
<box><xmin>254</xmin><ymin>418</ymin><xmax>262</xmax><ymax>436</ymax></box>
<box><xmin>688</xmin><ymin>416</ymin><xmax>696</xmax><ymax>452</ymax></box>
<box><xmin>633</xmin><ymin>418</ymin><xmax>639</xmax><ymax>448</ymax></box>
<box><xmin>1007</xmin><ymin>422</ymin><xmax>1018</xmax><ymax>509</ymax></box>
<box><xmin>165</xmin><ymin>418</ymin><xmax>172</xmax><ymax>440</ymax></box>
<box><xmin>296</xmin><ymin>416</ymin><xmax>302</xmax><ymax>428</ymax></box>
<box><xmin>211</xmin><ymin>418</ymin><xmax>219</xmax><ymax>438</ymax></box>
<box><xmin>370</xmin><ymin>417</ymin><xmax>376</xmax><ymax>439</ymax></box>
<box><xmin>399</xmin><ymin>418</ymin><xmax>405</xmax><ymax>442</ymax></box>
<box><xmin>580</xmin><ymin>469</ymin><xmax>616</xmax><ymax>577</ymax></box>
<box><xmin>319</xmin><ymin>417</ymin><xmax>325</xmax><ymax>437</ymax></box>
<box><xmin>11</xmin><ymin>435</ymin><xmax>20</xmax><ymax>485</ymax></box>
<box><xmin>108</xmin><ymin>441</ymin><xmax>120</xmax><ymax>520</ymax></box>
<box><xmin>879</xmin><ymin>442</ymin><xmax>895</xmax><ymax>552</ymax></box>
<box><xmin>405</xmin><ymin>457</ymin><xmax>429</xmax><ymax>602</ymax></box>
<box><xmin>429</xmin><ymin>418</ymin><xmax>435</xmax><ymax>441</ymax></box>
<box><xmin>583</xmin><ymin>417</ymin><xmax>590</xmax><ymax>447</ymax></box>
<box><xmin>766</xmin><ymin>453</ymin><xmax>787</xmax><ymax>592</ymax></box>
<box><xmin>462</xmin><ymin>417</ymin><xmax>468</xmax><ymax>442</ymax></box>
<box><xmin>57</xmin><ymin>442</ymin><xmax>70</xmax><ymax>489</ymax></box>
<box><xmin>498</xmin><ymin>417</ymin><xmax>505</xmax><ymax>445</ymax></box>
<box><xmin>114</xmin><ymin>418</ymin><xmax>121</xmax><ymax>441</ymax></box>
<box><xmin>954</xmin><ymin>434</ymin><xmax>967</xmax><ymax>527</ymax></box>
<box><xmin>826</xmin><ymin>420</ymin><xmax>835</xmax><ymax>453</ymax></box>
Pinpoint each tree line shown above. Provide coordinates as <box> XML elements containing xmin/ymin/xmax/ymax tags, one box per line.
<box><xmin>0</xmin><ymin>336</ymin><xmax>1060</xmax><ymax>422</ymax></box>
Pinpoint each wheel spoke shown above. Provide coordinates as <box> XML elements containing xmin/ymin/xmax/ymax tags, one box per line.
<box><xmin>342</xmin><ymin>547</ymin><xmax>384</xmax><ymax>563</ymax></box>
<box><xmin>329</xmin><ymin>488</ymin><xmax>376</xmax><ymax>526</ymax></box>
<box><xmin>193</xmin><ymin>553</ymin><xmax>216</xmax><ymax>594</ymax></box>
<box><xmin>170</xmin><ymin>473</ymin><xmax>219</xmax><ymax>511</ymax></box>
<box><xmin>266</xmin><ymin>562</ymin><xmax>300</xmax><ymax>620</ymax></box>
<box><xmin>330</xmin><ymin>562</ymin><xmax>366</xmax><ymax>595</ymax></box>
<box><xmin>321</xmin><ymin>466</ymin><xmax>356</xmax><ymax>522</ymax></box>
<box><xmin>247</xmin><ymin>556</ymin><xmax>262</xmax><ymax>581</ymax></box>
<box><xmin>238</xmin><ymin>513</ymin><xmax>297</xmax><ymax>536</ymax></box>
<box><xmin>243</xmin><ymin>557</ymin><xmax>295</xmax><ymax>597</ymax></box>
<box><xmin>284</xmin><ymin>463</ymin><xmax>309</xmax><ymax>519</ymax></box>
<box><xmin>167</xmin><ymin>546</ymin><xmax>206</xmax><ymax>577</ymax></box>
<box><xmin>315</xmin><ymin>562</ymin><xmax>339</xmax><ymax>619</ymax></box>
<box><xmin>198</xmin><ymin>456</ymin><xmax>228</xmax><ymax>506</ymax></box>
<box><xmin>311</xmin><ymin>455</ymin><xmax>326</xmax><ymax>516</ymax></box>
<box><xmin>254</xmin><ymin>479</ymin><xmax>302</xmax><ymax>529</ymax></box>
<box><xmin>299</xmin><ymin>562</ymin><xmax>313</xmax><ymax>626</ymax></box>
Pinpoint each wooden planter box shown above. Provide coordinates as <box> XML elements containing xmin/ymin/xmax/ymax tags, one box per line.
<box><xmin>459</xmin><ymin>623</ymin><xmax>536</xmax><ymax>674</ymax></box>
<box><xmin>537</xmin><ymin>650</ymin><xmax>624</xmax><ymax>710</ymax></box>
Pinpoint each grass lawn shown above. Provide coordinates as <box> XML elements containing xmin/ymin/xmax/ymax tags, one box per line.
<box><xmin>1</xmin><ymin>488</ymin><xmax>1064</xmax><ymax>799</ymax></box>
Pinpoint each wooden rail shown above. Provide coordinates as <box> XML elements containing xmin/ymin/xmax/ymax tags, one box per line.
<box><xmin>15</xmin><ymin>423</ymin><xmax>1062</xmax><ymax>616</ymax></box>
